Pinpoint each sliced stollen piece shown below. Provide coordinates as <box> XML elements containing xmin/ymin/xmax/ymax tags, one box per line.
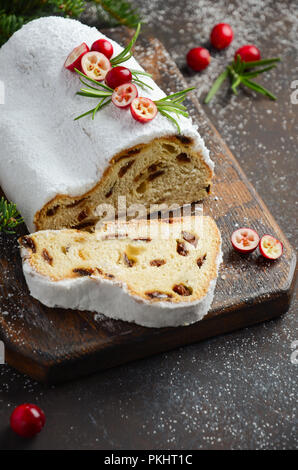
<box><xmin>0</xmin><ymin>16</ymin><xmax>213</xmax><ymax>233</ymax></box>
<box><xmin>19</xmin><ymin>216</ymin><xmax>222</xmax><ymax>328</ymax></box>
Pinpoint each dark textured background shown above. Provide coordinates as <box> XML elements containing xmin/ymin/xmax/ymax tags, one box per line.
<box><xmin>0</xmin><ymin>0</ymin><xmax>297</xmax><ymax>450</ymax></box>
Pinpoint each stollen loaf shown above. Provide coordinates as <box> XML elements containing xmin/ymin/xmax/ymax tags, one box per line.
<box><xmin>0</xmin><ymin>17</ymin><xmax>213</xmax><ymax>233</ymax></box>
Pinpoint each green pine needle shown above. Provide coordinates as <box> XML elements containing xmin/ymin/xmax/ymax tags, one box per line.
<box><xmin>0</xmin><ymin>197</ymin><xmax>23</xmax><ymax>234</ymax></box>
<box><xmin>92</xmin><ymin>0</ymin><xmax>140</xmax><ymax>28</ymax></box>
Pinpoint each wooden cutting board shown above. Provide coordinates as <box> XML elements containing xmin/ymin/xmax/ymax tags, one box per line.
<box><xmin>0</xmin><ymin>30</ymin><xmax>296</xmax><ymax>384</ymax></box>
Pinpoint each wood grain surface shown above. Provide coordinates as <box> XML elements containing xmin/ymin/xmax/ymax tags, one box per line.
<box><xmin>0</xmin><ymin>31</ymin><xmax>296</xmax><ymax>384</ymax></box>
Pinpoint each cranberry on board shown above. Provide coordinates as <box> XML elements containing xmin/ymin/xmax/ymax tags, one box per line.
<box><xmin>234</xmin><ymin>45</ymin><xmax>261</xmax><ymax>62</ymax></box>
<box><xmin>105</xmin><ymin>66</ymin><xmax>132</xmax><ymax>89</ymax></box>
<box><xmin>186</xmin><ymin>47</ymin><xmax>211</xmax><ymax>71</ymax></box>
<box><xmin>10</xmin><ymin>404</ymin><xmax>46</xmax><ymax>438</ymax></box>
<box><xmin>81</xmin><ymin>51</ymin><xmax>111</xmax><ymax>81</ymax></box>
<box><xmin>210</xmin><ymin>23</ymin><xmax>234</xmax><ymax>50</ymax></box>
<box><xmin>91</xmin><ymin>39</ymin><xmax>114</xmax><ymax>59</ymax></box>
<box><xmin>64</xmin><ymin>43</ymin><xmax>89</xmax><ymax>72</ymax></box>
<box><xmin>130</xmin><ymin>97</ymin><xmax>157</xmax><ymax>123</ymax></box>
<box><xmin>231</xmin><ymin>227</ymin><xmax>260</xmax><ymax>254</ymax></box>
<box><xmin>259</xmin><ymin>235</ymin><xmax>283</xmax><ymax>260</ymax></box>
<box><xmin>112</xmin><ymin>83</ymin><xmax>138</xmax><ymax>108</ymax></box>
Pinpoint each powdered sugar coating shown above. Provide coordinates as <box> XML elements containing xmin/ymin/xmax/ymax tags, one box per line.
<box><xmin>0</xmin><ymin>16</ymin><xmax>213</xmax><ymax>232</ymax></box>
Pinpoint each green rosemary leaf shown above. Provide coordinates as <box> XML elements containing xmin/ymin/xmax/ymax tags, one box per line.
<box><xmin>130</xmin><ymin>69</ymin><xmax>152</xmax><ymax>77</ymax></box>
<box><xmin>111</xmin><ymin>52</ymin><xmax>133</xmax><ymax>66</ymax></box>
<box><xmin>74</xmin><ymin>108</ymin><xmax>96</xmax><ymax>121</ymax></box>
<box><xmin>79</xmin><ymin>79</ymin><xmax>104</xmax><ymax>92</ymax></box>
<box><xmin>132</xmin><ymin>77</ymin><xmax>154</xmax><ymax>90</ymax></box>
<box><xmin>156</xmin><ymin>100</ymin><xmax>187</xmax><ymax>111</ymax></box>
<box><xmin>77</xmin><ymin>92</ymin><xmax>111</xmax><ymax>99</ymax></box>
<box><xmin>241</xmin><ymin>58</ymin><xmax>280</xmax><ymax>69</ymax></box>
<box><xmin>75</xmin><ymin>68</ymin><xmax>113</xmax><ymax>91</ymax></box>
<box><xmin>204</xmin><ymin>69</ymin><xmax>229</xmax><ymax>104</ymax></box>
<box><xmin>242</xmin><ymin>65</ymin><xmax>276</xmax><ymax>78</ymax></box>
<box><xmin>75</xmin><ymin>98</ymin><xmax>111</xmax><ymax>121</ymax></box>
<box><xmin>158</xmin><ymin>88</ymin><xmax>195</xmax><ymax>103</ymax></box>
<box><xmin>92</xmin><ymin>97</ymin><xmax>106</xmax><ymax>120</ymax></box>
<box><xmin>158</xmin><ymin>108</ymin><xmax>181</xmax><ymax>133</ymax></box>
<box><xmin>79</xmin><ymin>77</ymin><xmax>113</xmax><ymax>93</ymax></box>
<box><xmin>110</xmin><ymin>23</ymin><xmax>141</xmax><ymax>66</ymax></box>
<box><xmin>241</xmin><ymin>78</ymin><xmax>277</xmax><ymax>100</ymax></box>
<box><xmin>233</xmin><ymin>54</ymin><xmax>242</xmax><ymax>73</ymax></box>
<box><xmin>157</xmin><ymin>105</ymin><xmax>188</xmax><ymax>118</ymax></box>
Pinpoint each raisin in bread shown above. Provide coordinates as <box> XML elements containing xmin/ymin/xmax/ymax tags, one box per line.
<box><xmin>19</xmin><ymin>216</ymin><xmax>222</xmax><ymax>328</ymax></box>
<box><xmin>0</xmin><ymin>17</ymin><xmax>213</xmax><ymax>233</ymax></box>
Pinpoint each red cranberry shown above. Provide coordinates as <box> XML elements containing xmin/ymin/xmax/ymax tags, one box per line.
<box><xmin>186</xmin><ymin>47</ymin><xmax>211</xmax><ymax>71</ymax></box>
<box><xmin>210</xmin><ymin>23</ymin><xmax>234</xmax><ymax>50</ymax></box>
<box><xmin>105</xmin><ymin>66</ymin><xmax>132</xmax><ymax>89</ymax></box>
<box><xmin>10</xmin><ymin>403</ymin><xmax>46</xmax><ymax>438</ymax></box>
<box><xmin>91</xmin><ymin>39</ymin><xmax>114</xmax><ymax>59</ymax></box>
<box><xmin>234</xmin><ymin>45</ymin><xmax>261</xmax><ymax>62</ymax></box>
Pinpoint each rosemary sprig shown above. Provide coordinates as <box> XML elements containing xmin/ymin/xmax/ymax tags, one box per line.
<box><xmin>74</xmin><ymin>68</ymin><xmax>113</xmax><ymax>120</ymax></box>
<box><xmin>110</xmin><ymin>22</ymin><xmax>141</xmax><ymax>66</ymax></box>
<box><xmin>109</xmin><ymin>23</ymin><xmax>154</xmax><ymax>88</ymax></box>
<box><xmin>131</xmin><ymin>70</ymin><xmax>153</xmax><ymax>90</ymax></box>
<box><xmin>155</xmin><ymin>88</ymin><xmax>195</xmax><ymax>133</ymax></box>
<box><xmin>204</xmin><ymin>56</ymin><xmax>280</xmax><ymax>104</ymax></box>
<box><xmin>0</xmin><ymin>197</ymin><xmax>23</xmax><ymax>234</ymax></box>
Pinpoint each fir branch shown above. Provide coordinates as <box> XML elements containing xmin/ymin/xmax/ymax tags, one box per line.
<box><xmin>0</xmin><ymin>0</ymin><xmax>141</xmax><ymax>47</ymax></box>
<box><xmin>0</xmin><ymin>11</ymin><xmax>24</xmax><ymax>46</ymax></box>
<box><xmin>92</xmin><ymin>0</ymin><xmax>140</xmax><ymax>28</ymax></box>
<box><xmin>0</xmin><ymin>197</ymin><xmax>23</xmax><ymax>234</ymax></box>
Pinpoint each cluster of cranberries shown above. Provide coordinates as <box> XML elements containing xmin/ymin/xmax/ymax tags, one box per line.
<box><xmin>64</xmin><ymin>39</ymin><xmax>157</xmax><ymax>123</ymax></box>
<box><xmin>186</xmin><ymin>23</ymin><xmax>261</xmax><ymax>71</ymax></box>
<box><xmin>231</xmin><ymin>228</ymin><xmax>283</xmax><ymax>259</ymax></box>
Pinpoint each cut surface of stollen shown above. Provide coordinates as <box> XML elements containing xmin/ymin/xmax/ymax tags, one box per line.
<box><xmin>19</xmin><ymin>216</ymin><xmax>222</xmax><ymax>328</ymax></box>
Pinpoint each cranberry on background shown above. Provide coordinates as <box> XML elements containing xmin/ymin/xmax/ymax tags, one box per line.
<box><xmin>186</xmin><ymin>47</ymin><xmax>211</xmax><ymax>71</ymax></box>
<box><xmin>231</xmin><ymin>227</ymin><xmax>260</xmax><ymax>254</ymax></box>
<box><xmin>105</xmin><ymin>66</ymin><xmax>132</xmax><ymax>89</ymax></box>
<box><xmin>210</xmin><ymin>23</ymin><xmax>234</xmax><ymax>50</ymax></box>
<box><xmin>259</xmin><ymin>235</ymin><xmax>283</xmax><ymax>260</ymax></box>
<box><xmin>10</xmin><ymin>403</ymin><xmax>46</xmax><ymax>438</ymax></box>
<box><xmin>234</xmin><ymin>45</ymin><xmax>261</xmax><ymax>62</ymax></box>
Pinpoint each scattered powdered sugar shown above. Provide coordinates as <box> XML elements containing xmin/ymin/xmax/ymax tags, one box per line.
<box><xmin>0</xmin><ymin>0</ymin><xmax>297</xmax><ymax>449</ymax></box>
